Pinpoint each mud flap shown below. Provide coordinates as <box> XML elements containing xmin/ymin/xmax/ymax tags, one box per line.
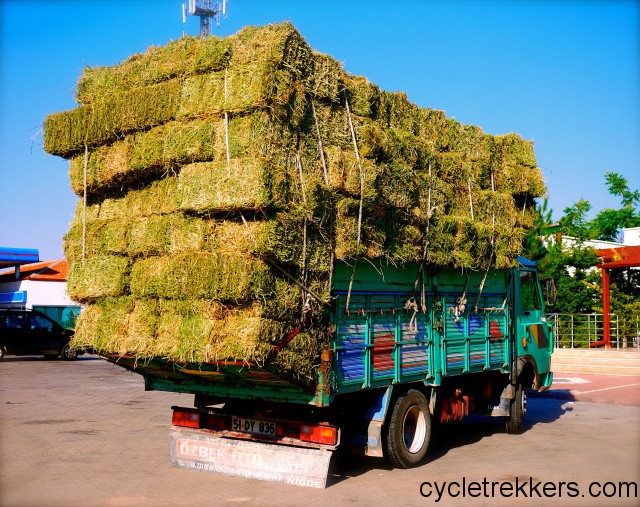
<box><xmin>169</xmin><ymin>428</ymin><xmax>333</xmax><ymax>488</ymax></box>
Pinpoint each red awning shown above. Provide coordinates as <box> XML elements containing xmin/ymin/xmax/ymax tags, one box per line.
<box><xmin>596</xmin><ymin>245</ymin><xmax>640</xmax><ymax>269</ymax></box>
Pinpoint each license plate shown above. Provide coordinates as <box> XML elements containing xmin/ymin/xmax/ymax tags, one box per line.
<box><xmin>231</xmin><ymin>417</ymin><xmax>277</xmax><ymax>437</ymax></box>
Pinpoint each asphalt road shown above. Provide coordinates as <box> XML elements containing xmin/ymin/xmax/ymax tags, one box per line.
<box><xmin>1</xmin><ymin>356</ymin><xmax>638</xmax><ymax>507</ymax></box>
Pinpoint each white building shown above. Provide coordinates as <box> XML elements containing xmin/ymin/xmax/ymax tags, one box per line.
<box><xmin>0</xmin><ymin>259</ymin><xmax>80</xmax><ymax>329</ymax></box>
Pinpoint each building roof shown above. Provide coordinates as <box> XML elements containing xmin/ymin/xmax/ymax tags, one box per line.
<box><xmin>596</xmin><ymin>245</ymin><xmax>640</xmax><ymax>269</ymax></box>
<box><xmin>0</xmin><ymin>247</ymin><xmax>39</xmax><ymax>269</ymax></box>
<box><xmin>0</xmin><ymin>259</ymin><xmax>68</xmax><ymax>283</ymax></box>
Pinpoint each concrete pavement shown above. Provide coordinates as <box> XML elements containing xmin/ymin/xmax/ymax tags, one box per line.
<box><xmin>531</xmin><ymin>371</ymin><xmax>640</xmax><ymax>407</ymax></box>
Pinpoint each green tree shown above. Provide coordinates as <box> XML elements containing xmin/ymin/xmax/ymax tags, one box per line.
<box><xmin>522</xmin><ymin>197</ymin><xmax>554</xmax><ymax>262</ymax></box>
<box><xmin>589</xmin><ymin>172</ymin><xmax>640</xmax><ymax>241</ymax></box>
<box><xmin>558</xmin><ymin>198</ymin><xmax>592</xmax><ymax>241</ymax></box>
<box><xmin>538</xmin><ymin>244</ymin><xmax>600</xmax><ymax>313</ymax></box>
<box><xmin>535</xmin><ymin>172</ymin><xmax>639</xmax><ymax>315</ymax></box>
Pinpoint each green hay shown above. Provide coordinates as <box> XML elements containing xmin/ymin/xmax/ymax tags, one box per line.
<box><xmin>175</xmin><ymin>157</ymin><xmax>322</xmax><ymax>214</ymax></box>
<box><xmin>71</xmin><ymin>295</ymin><xmax>322</xmax><ymax>378</ymax></box>
<box><xmin>75</xmin><ymin>177</ymin><xmax>178</xmax><ymax>222</ymax></box>
<box><xmin>46</xmin><ymin>23</ymin><xmax>314</xmax><ymax>159</ymax></box>
<box><xmin>377</xmin><ymin>91</ymin><xmax>424</xmax><ymax>134</ymax></box>
<box><xmin>70</xmin><ymin>297</ymin><xmax>134</xmax><ymax>353</ymax></box>
<box><xmin>129</xmin><ymin>252</ymin><xmax>275</xmax><ymax>302</ymax></box>
<box><xmin>65</xmin><ymin>206</ymin><xmax>333</xmax><ymax>273</ymax></box>
<box><xmin>177</xmin><ymin>64</ymin><xmax>306</xmax><ymax>121</ymax></box>
<box><xmin>64</xmin><ymin>217</ymin><xmax>131</xmax><ymax>260</ymax></box>
<box><xmin>68</xmin><ymin>116</ymin><xmax>219</xmax><ymax>196</ymax></box>
<box><xmin>224</xmin><ymin>22</ymin><xmax>313</xmax><ymax>79</ymax></box>
<box><xmin>306</xmin><ymin>52</ymin><xmax>343</xmax><ymax>102</ymax></box>
<box><xmin>176</xmin><ymin>159</ymin><xmax>273</xmax><ymax>213</ymax></box>
<box><xmin>68</xmin><ymin>111</ymin><xmax>297</xmax><ymax>198</ymax></box>
<box><xmin>66</xmin><ymin>256</ymin><xmax>131</xmax><ymax>303</ymax></box>
<box><xmin>76</xmin><ymin>36</ymin><xmax>232</xmax><ymax>103</ymax></box>
<box><xmin>52</xmin><ymin>20</ymin><xmax>552</xmax><ymax>377</ymax></box>
<box><xmin>341</xmin><ymin>74</ymin><xmax>382</xmax><ymax>118</ymax></box>
<box><xmin>490</xmin><ymin>134</ymin><xmax>544</xmax><ymax>197</ymax></box>
<box><xmin>75</xmin><ymin>22</ymin><xmax>313</xmax><ymax>103</ymax></box>
<box><xmin>44</xmin><ymin>79</ymin><xmax>182</xmax><ymax>158</ymax></box>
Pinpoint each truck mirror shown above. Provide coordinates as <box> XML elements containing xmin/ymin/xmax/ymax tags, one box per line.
<box><xmin>542</xmin><ymin>278</ymin><xmax>556</xmax><ymax>308</ymax></box>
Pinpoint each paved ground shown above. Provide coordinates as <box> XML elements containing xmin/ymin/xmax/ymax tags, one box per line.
<box><xmin>1</xmin><ymin>356</ymin><xmax>638</xmax><ymax>507</ymax></box>
<box><xmin>531</xmin><ymin>370</ymin><xmax>640</xmax><ymax>407</ymax></box>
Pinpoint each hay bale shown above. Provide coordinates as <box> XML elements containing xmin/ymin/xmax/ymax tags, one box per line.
<box><xmin>307</xmin><ymin>52</ymin><xmax>343</xmax><ymax>102</ymax></box>
<box><xmin>175</xmin><ymin>156</ymin><xmax>325</xmax><ymax>214</ymax></box>
<box><xmin>68</xmin><ymin>116</ymin><xmax>220</xmax><ymax>196</ymax></box>
<box><xmin>67</xmin><ymin>256</ymin><xmax>131</xmax><ymax>302</ymax></box>
<box><xmin>75</xmin><ymin>22</ymin><xmax>312</xmax><ymax>103</ymax></box>
<box><xmin>69</xmin><ymin>110</ymin><xmax>298</xmax><ymax>198</ymax></box>
<box><xmin>491</xmin><ymin>133</ymin><xmax>544</xmax><ymax>197</ymax></box>
<box><xmin>71</xmin><ymin>297</ymin><xmax>134</xmax><ymax>353</ymax></box>
<box><xmin>64</xmin><ymin>217</ymin><xmax>130</xmax><ymax>260</ymax></box>
<box><xmin>46</xmin><ymin>23</ymin><xmax>314</xmax><ymax>159</ymax></box>
<box><xmin>175</xmin><ymin>159</ymin><xmax>274</xmax><ymax>213</ymax></box>
<box><xmin>129</xmin><ymin>252</ymin><xmax>275</xmax><ymax>302</ymax></box>
<box><xmin>71</xmin><ymin>295</ymin><xmax>322</xmax><ymax>378</ymax></box>
<box><xmin>44</xmin><ymin>79</ymin><xmax>183</xmax><ymax>158</ymax></box>
<box><xmin>69</xmin><ymin>178</ymin><xmax>179</xmax><ymax>227</ymax></box>
<box><xmin>76</xmin><ymin>36</ymin><xmax>232</xmax><ymax>103</ymax></box>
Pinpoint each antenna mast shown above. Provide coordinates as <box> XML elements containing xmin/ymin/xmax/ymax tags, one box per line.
<box><xmin>182</xmin><ymin>0</ymin><xmax>228</xmax><ymax>37</ymax></box>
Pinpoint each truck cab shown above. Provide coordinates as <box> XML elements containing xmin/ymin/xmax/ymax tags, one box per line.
<box><xmin>514</xmin><ymin>257</ymin><xmax>554</xmax><ymax>392</ymax></box>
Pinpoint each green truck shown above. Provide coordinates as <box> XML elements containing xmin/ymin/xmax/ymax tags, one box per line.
<box><xmin>106</xmin><ymin>257</ymin><xmax>553</xmax><ymax>488</ymax></box>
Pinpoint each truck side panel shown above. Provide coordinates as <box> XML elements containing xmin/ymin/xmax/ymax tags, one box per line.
<box><xmin>331</xmin><ymin>261</ymin><xmax>512</xmax><ymax>395</ymax></box>
<box><xmin>333</xmin><ymin>292</ymin><xmax>432</xmax><ymax>390</ymax></box>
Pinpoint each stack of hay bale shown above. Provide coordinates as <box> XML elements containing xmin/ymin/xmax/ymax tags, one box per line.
<box><xmin>44</xmin><ymin>22</ymin><xmax>545</xmax><ymax>381</ymax></box>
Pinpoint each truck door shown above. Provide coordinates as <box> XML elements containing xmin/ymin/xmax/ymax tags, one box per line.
<box><xmin>515</xmin><ymin>267</ymin><xmax>552</xmax><ymax>384</ymax></box>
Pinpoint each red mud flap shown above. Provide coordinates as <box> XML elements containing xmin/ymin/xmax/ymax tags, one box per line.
<box><xmin>169</xmin><ymin>428</ymin><xmax>333</xmax><ymax>488</ymax></box>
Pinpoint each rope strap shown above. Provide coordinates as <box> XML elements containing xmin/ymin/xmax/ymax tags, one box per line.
<box><xmin>82</xmin><ymin>143</ymin><xmax>88</xmax><ymax>262</ymax></box>
<box><xmin>344</xmin><ymin>93</ymin><xmax>365</xmax><ymax>314</ymax></box>
<box><xmin>311</xmin><ymin>98</ymin><xmax>329</xmax><ymax>186</ymax></box>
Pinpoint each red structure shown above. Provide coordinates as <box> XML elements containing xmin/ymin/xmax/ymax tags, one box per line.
<box><xmin>593</xmin><ymin>245</ymin><xmax>640</xmax><ymax>347</ymax></box>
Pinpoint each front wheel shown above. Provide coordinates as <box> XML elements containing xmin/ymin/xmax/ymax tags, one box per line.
<box><xmin>386</xmin><ymin>389</ymin><xmax>431</xmax><ymax>468</ymax></box>
<box><xmin>506</xmin><ymin>383</ymin><xmax>525</xmax><ymax>434</ymax></box>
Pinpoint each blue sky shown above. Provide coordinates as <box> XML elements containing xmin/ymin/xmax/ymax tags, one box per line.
<box><xmin>1</xmin><ymin>0</ymin><xmax>638</xmax><ymax>260</ymax></box>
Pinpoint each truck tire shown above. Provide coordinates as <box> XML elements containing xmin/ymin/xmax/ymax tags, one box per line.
<box><xmin>506</xmin><ymin>383</ymin><xmax>524</xmax><ymax>434</ymax></box>
<box><xmin>386</xmin><ymin>389</ymin><xmax>431</xmax><ymax>468</ymax></box>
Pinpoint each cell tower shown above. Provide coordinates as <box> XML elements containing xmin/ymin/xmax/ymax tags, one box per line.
<box><xmin>182</xmin><ymin>0</ymin><xmax>228</xmax><ymax>37</ymax></box>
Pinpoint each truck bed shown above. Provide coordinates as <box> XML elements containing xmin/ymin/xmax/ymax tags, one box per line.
<box><xmin>104</xmin><ymin>261</ymin><xmax>514</xmax><ymax>407</ymax></box>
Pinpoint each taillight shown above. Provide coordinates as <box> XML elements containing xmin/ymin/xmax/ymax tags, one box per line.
<box><xmin>299</xmin><ymin>424</ymin><xmax>337</xmax><ymax>446</ymax></box>
<box><xmin>172</xmin><ymin>408</ymin><xmax>201</xmax><ymax>429</ymax></box>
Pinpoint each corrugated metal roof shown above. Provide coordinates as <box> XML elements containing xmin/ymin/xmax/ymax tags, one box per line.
<box><xmin>0</xmin><ymin>259</ymin><xmax>68</xmax><ymax>282</ymax></box>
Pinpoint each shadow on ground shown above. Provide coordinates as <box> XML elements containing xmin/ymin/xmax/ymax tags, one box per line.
<box><xmin>327</xmin><ymin>394</ymin><xmax>575</xmax><ymax>487</ymax></box>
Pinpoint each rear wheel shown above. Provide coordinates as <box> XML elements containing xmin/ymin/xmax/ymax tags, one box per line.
<box><xmin>386</xmin><ymin>389</ymin><xmax>431</xmax><ymax>468</ymax></box>
<box><xmin>61</xmin><ymin>344</ymin><xmax>79</xmax><ymax>360</ymax></box>
<box><xmin>506</xmin><ymin>383</ymin><xmax>525</xmax><ymax>434</ymax></box>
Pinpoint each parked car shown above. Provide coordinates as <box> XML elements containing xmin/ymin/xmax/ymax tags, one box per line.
<box><xmin>0</xmin><ymin>308</ymin><xmax>81</xmax><ymax>360</ymax></box>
